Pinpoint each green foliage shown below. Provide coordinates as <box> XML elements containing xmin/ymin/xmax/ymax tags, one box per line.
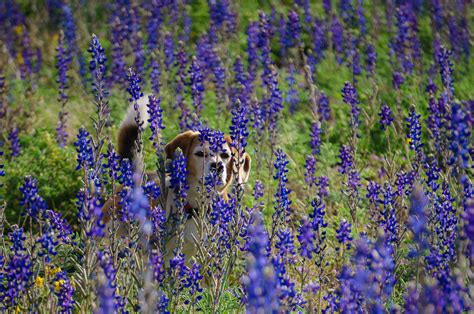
<box><xmin>3</xmin><ymin>130</ymin><xmax>81</xmax><ymax>223</ymax></box>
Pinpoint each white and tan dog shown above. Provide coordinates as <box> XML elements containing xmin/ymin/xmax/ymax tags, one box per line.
<box><xmin>103</xmin><ymin>95</ymin><xmax>251</xmax><ymax>261</ymax></box>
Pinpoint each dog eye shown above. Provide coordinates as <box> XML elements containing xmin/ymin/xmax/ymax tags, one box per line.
<box><xmin>195</xmin><ymin>151</ymin><xmax>204</xmax><ymax>157</ymax></box>
<box><xmin>220</xmin><ymin>152</ymin><xmax>229</xmax><ymax>159</ymax></box>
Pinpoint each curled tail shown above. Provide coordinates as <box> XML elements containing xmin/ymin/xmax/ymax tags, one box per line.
<box><xmin>118</xmin><ymin>95</ymin><xmax>150</xmax><ymax>163</ymax></box>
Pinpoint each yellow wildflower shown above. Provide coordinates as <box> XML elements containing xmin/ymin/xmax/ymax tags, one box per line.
<box><xmin>46</xmin><ymin>266</ymin><xmax>62</xmax><ymax>277</ymax></box>
<box><xmin>34</xmin><ymin>276</ymin><xmax>44</xmax><ymax>288</ymax></box>
<box><xmin>54</xmin><ymin>279</ymin><xmax>65</xmax><ymax>292</ymax></box>
<box><xmin>14</xmin><ymin>25</ymin><xmax>23</xmax><ymax>35</ymax></box>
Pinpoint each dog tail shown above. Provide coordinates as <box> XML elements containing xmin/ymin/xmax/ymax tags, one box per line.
<box><xmin>118</xmin><ymin>94</ymin><xmax>150</xmax><ymax>163</ymax></box>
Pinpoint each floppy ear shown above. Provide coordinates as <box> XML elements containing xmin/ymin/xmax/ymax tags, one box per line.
<box><xmin>237</xmin><ymin>153</ymin><xmax>251</xmax><ymax>184</ymax></box>
<box><xmin>165</xmin><ymin>131</ymin><xmax>198</xmax><ymax>159</ymax></box>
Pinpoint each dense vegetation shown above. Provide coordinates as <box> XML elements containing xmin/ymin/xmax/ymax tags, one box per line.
<box><xmin>0</xmin><ymin>0</ymin><xmax>473</xmax><ymax>312</ymax></box>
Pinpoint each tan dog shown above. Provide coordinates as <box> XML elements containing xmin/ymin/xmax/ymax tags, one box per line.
<box><xmin>104</xmin><ymin>95</ymin><xmax>251</xmax><ymax>262</ymax></box>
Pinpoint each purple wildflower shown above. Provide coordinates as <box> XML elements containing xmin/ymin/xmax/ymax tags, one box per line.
<box><xmin>341</xmin><ymin>81</ymin><xmax>360</xmax><ymax>130</ymax></box>
<box><xmin>379</xmin><ymin>104</ymin><xmax>394</xmax><ymax>130</ymax></box>
<box><xmin>242</xmin><ymin>213</ymin><xmax>279</xmax><ymax>312</ymax></box>
<box><xmin>7</xmin><ymin>127</ymin><xmax>20</xmax><ymax>157</ymax></box>
<box><xmin>336</xmin><ymin>219</ymin><xmax>353</xmax><ymax>250</ymax></box>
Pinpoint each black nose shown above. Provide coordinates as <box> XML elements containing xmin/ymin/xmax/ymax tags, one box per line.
<box><xmin>210</xmin><ymin>162</ymin><xmax>224</xmax><ymax>174</ymax></box>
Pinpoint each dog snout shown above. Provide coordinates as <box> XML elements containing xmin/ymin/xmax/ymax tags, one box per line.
<box><xmin>210</xmin><ymin>162</ymin><xmax>224</xmax><ymax>174</ymax></box>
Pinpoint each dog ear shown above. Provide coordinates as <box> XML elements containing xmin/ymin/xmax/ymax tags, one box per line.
<box><xmin>236</xmin><ymin>153</ymin><xmax>251</xmax><ymax>184</ymax></box>
<box><xmin>165</xmin><ymin>131</ymin><xmax>198</xmax><ymax>159</ymax></box>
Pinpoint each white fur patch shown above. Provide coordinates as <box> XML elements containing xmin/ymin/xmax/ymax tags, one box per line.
<box><xmin>120</xmin><ymin>94</ymin><xmax>151</xmax><ymax>129</ymax></box>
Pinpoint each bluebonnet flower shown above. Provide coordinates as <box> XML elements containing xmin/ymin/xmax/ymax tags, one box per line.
<box><xmin>407</xmin><ymin>185</ymin><xmax>429</xmax><ymax>255</ymax></box>
<box><xmin>379</xmin><ymin>104</ymin><xmax>394</xmax><ymax>130</ymax></box>
<box><xmin>396</xmin><ymin>170</ymin><xmax>416</xmax><ymax>197</ymax></box>
<box><xmin>426</xmin><ymin>81</ymin><xmax>443</xmax><ymax>153</ymax></box>
<box><xmin>272</xmin><ymin>255</ymin><xmax>304</xmax><ymax>310</ymax></box>
<box><xmin>97</xmin><ymin>250</ymin><xmax>126</xmax><ymax>312</ymax></box>
<box><xmin>61</xmin><ymin>4</ymin><xmax>79</xmax><ymax>62</ymax></box>
<box><xmin>447</xmin><ymin>104</ymin><xmax>470</xmax><ymax>171</ymax></box>
<box><xmin>127</xmin><ymin>67</ymin><xmax>143</xmax><ymax>103</ymax></box>
<box><xmin>198</xmin><ymin>126</ymin><xmax>226</xmax><ymax>154</ymax></box>
<box><xmin>7</xmin><ymin>127</ymin><xmax>20</xmax><ymax>157</ymax></box>
<box><xmin>46</xmin><ymin>209</ymin><xmax>72</xmax><ymax>244</ymax></box>
<box><xmin>130</xmin><ymin>182</ymin><xmax>151</xmax><ymax>235</ymax></box>
<box><xmin>423</xmin><ymin>155</ymin><xmax>440</xmax><ymax>194</ymax></box>
<box><xmin>183</xmin><ymin>262</ymin><xmax>203</xmax><ymax>305</ymax></box>
<box><xmin>311</xmin><ymin>19</ymin><xmax>327</xmax><ymax>65</ymax></box>
<box><xmin>253</xmin><ymin>180</ymin><xmax>264</xmax><ymax>201</ymax></box>
<box><xmin>169</xmin><ymin>253</ymin><xmax>188</xmax><ymax>292</ymax></box>
<box><xmin>246</xmin><ymin>22</ymin><xmax>259</xmax><ymax>81</ymax></box>
<box><xmin>88</xmin><ymin>34</ymin><xmax>108</xmax><ymax>116</ymax></box>
<box><xmin>341</xmin><ymin>81</ymin><xmax>360</xmax><ymax>130</ymax></box>
<box><xmin>406</xmin><ymin>105</ymin><xmax>423</xmax><ymax>153</ymax></box>
<box><xmin>336</xmin><ymin>219</ymin><xmax>353</xmax><ymax>250</ymax></box>
<box><xmin>150</xmin><ymin>250</ymin><xmax>165</xmax><ymax>285</ymax></box>
<box><xmin>271</xmin><ymin>149</ymin><xmax>292</xmax><ymax>233</ymax></box>
<box><xmin>149</xmin><ymin>56</ymin><xmax>161</xmax><ymax>95</ymax></box>
<box><xmin>393</xmin><ymin>4</ymin><xmax>421</xmax><ymax>75</ymax></box>
<box><xmin>110</xmin><ymin>16</ymin><xmax>126</xmax><ymax>88</ymax></box>
<box><xmin>350</xmin><ymin>44</ymin><xmax>362</xmax><ymax>82</ymax></box>
<box><xmin>147</xmin><ymin>94</ymin><xmax>165</xmax><ymax>150</ymax></box>
<box><xmin>80</xmin><ymin>194</ymin><xmax>105</xmax><ymax>237</ymax></box>
<box><xmin>2</xmin><ymin>251</ymin><xmax>32</xmax><ymax>307</ymax></box>
<box><xmin>19</xmin><ymin>176</ymin><xmax>48</xmax><ymax>220</ymax></box>
<box><xmin>37</xmin><ymin>230</ymin><xmax>58</xmax><ymax>262</ymax></box>
<box><xmin>318</xmin><ymin>92</ymin><xmax>331</xmax><ymax>122</ymax></box>
<box><xmin>365</xmin><ymin>43</ymin><xmax>377</xmax><ymax>75</ymax></box>
<box><xmin>127</xmin><ymin>68</ymin><xmax>145</xmax><ymax>135</ymax></box>
<box><xmin>318</xmin><ymin>176</ymin><xmax>329</xmax><ymax>198</ymax></box>
<box><xmin>337</xmin><ymin>235</ymin><xmax>395</xmax><ymax>313</ymax></box>
<box><xmin>304</xmin><ymin>155</ymin><xmax>317</xmax><ymax>187</ymax></box>
<box><xmin>404</xmin><ymin>279</ymin><xmax>467</xmax><ymax>313</ymax></box>
<box><xmin>298</xmin><ymin>218</ymin><xmax>315</xmax><ymax>259</ymax></box>
<box><xmin>275</xmin><ymin>228</ymin><xmax>296</xmax><ymax>262</ymax></box>
<box><xmin>168</xmin><ymin>150</ymin><xmax>189</xmax><ymax>210</ymax></box>
<box><xmin>366</xmin><ymin>180</ymin><xmax>381</xmax><ymax>209</ymax></box>
<box><xmin>208</xmin><ymin>0</ymin><xmax>236</xmax><ymax>33</ymax></box>
<box><xmin>8</xmin><ymin>226</ymin><xmax>26</xmax><ymax>253</ymax></box>
<box><xmin>392</xmin><ymin>71</ymin><xmax>404</xmax><ymax>90</ymax></box>
<box><xmin>331</xmin><ymin>16</ymin><xmax>345</xmax><ymax>64</ymax></box>
<box><xmin>356</xmin><ymin>0</ymin><xmax>367</xmax><ymax>39</ymax></box>
<box><xmin>339</xmin><ymin>0</ymin><xmax>354</xmax><ymax>26</ymax></box>
<box><xmin>285</xmin><ymin>10</ymin><xmax>301</xmax><ymax>49</ymax></box>
<box><xmin>462</xmin><ymin>197</ymin><xmax>474</xmax><ymax>262</ymax></box>
<box><xmin>230</xmin><ymin>99</ymin><xmax>250</xmax><ymax>156</ymax></box>
<box><xmin>381</xmin><ymin>182</ymin><xmax>398</xmax><ymax>249</ymax></box>
<box><xmin>285</xmin><ymin>61</ymin><xmax>299</xmax><ymax>113</ymax></box>
<box><xmin>146</xmin><ymin>2</ymin><xmax>162</xmax><ymax>53</ymax></box>
<box><xmin>157</xmin><ymin>291</ymin><xmax>169</xmax><ymax>313</ymax></box>
<box><xmin>53</xmin><ymin>271</ymin><xmax>75</xmax><ymax>314</ymax></box>
<box><xmin>242</xmin><ymin>213</ymin><xmax>279</xmax><ymax>312</ymax></box>
<box><xmin>74</xmin><ymin>127</ymin><xmax>94</xmax><ymax>171</ymax></box>
<box><xmin>438</xmin><ymin>47</ymin><xmax>454</xmax><ymax>97</ymax></box>
<box><xmin>310</xmin><ymin>121</ymin><xmax>322</xmax><ymax>156</ymax></box>
<box><xmin>164</xmin><ymin>33</ymin><xmax>174</xmax><ymax>71</ymax></box>
<box><xmin>267</xmin><ymin>66</ymin><xmax>284</xmax><ymax>133</ymax></box>
<box><xmin>102</xmin><ymin>144</ymin><xmax>121</xmax><ymax>182</ymax></box>
<box><xmin>338</xmin><ymin>145</ymin><xmax>354</xmax><ymax>175</ymax></box>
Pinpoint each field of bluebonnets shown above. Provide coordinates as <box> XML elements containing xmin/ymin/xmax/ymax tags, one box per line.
<box><xmin>0</xmin><ymin>0</ymin><xmax>473</xmax><ymax>312</ymax></box>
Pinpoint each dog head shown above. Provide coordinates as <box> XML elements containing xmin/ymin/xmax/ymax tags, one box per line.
<box><xmin>165</xmin><ymin>130</ymin><xmax>251</xmax><ymax>193</ymax></box>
